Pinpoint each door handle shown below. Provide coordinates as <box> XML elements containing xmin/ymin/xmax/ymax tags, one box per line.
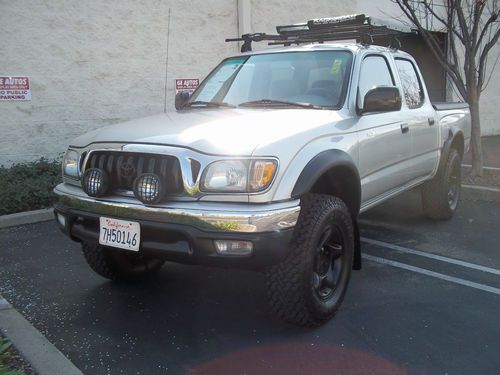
<box><xmin>400</xmin><ymin>123</ymin><xmax>409</xmax><ymax>134</ymax></box>
<box><xmin>428</xmin><ymin>117</ymin><xmax>435</xmax><ymax>126</ymax></box>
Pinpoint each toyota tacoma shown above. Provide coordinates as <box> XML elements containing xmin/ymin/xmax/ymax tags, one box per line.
<box><xmin>54</xmin><ymin>34</ymin><xmax>470</xmax><ymax>326</ymax></box>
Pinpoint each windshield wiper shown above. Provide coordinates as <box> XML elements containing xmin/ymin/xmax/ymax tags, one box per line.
<box><xmin>184</xmin><ymin>101</ymin><xmax>236</xmax><ymax>108</ymax></box>
<box><xmin>238</xmin><ymin>99</ymin><xmax>326</xmax><ymax>109</ymax></box>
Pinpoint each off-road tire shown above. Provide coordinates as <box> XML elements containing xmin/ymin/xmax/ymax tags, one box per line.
<box><xmin>81</xmin><ymin>242</ymin><xmax>165</xmax><ymax>281</ymax></box>
<box><xmin>266</xmin><ymin>194</ymin><xmax>354</xmax><ymax>327</ymax></box>
<box><xmin>421</xmin><ymin>148</ymin><xmax>461</xmax><ymax>220</ymax></box>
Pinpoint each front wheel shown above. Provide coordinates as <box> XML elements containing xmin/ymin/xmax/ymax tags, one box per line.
<box><xmin>421</xmin><ymin>148</ymin><xmax>461</xmax><ymax>220</ymax></box>
<box><xmin>81</xmin><ymin>242</ymin><xmax>165</xmax><ymax>281</ymax></box>
<box><xmin>266</xmin><ymin>194</ymin><xmax>354</xmax><ymax>327</ymax></box>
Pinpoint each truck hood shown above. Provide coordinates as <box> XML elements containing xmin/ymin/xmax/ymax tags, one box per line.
<box><xmin>70</xmin><ymin>109</ymin><xmax>345</xmax><ymax>155</ymax></box>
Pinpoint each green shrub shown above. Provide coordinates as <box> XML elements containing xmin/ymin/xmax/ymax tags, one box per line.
<box><xmin>0</xmin><ymin>337</ymin><xmax>27</xmax><ymax>375</ymax></box>
<box><xmin>0</xmin><ymin>158</ymin><xmax>61</xmax><ymax>215</ymax></box>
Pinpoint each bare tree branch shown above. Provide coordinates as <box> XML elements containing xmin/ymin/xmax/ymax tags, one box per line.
<box><xmin>393</xmin><ymin>0</ymin><xmax>499</xmax><ymax>176</ymax></box>
<box><xmin>475</xmin><ymin>10</ymin><xmax>499</xmax><ymax>55</ymax></box>
<box><xmin>394</xmin><ymin>0</ymin><xmax>468</xmax><ymax>98</ymax></box>
<box><xmin>421</xmin><ymin>0</ymin><xmax>465</xmax><ymax>42</ymax></box>
<box><xmin>478</xmin><ymin>26</ymin><xmax>500</xmax><ymax>91</ymax></box>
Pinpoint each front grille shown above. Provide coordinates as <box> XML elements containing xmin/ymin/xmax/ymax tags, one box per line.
<box><xmin>84</xmin><ymin>151</ymin><xmax>183</xmax><ymax>195</ymax></box>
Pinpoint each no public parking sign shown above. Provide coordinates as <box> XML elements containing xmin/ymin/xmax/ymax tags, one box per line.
<box><xmin>0</xmin><ymin>76</ymin><xmax>31</xmax><ymax>101</ymax></box>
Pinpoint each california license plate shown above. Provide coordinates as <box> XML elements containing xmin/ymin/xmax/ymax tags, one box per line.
<box><xmin>99</xmin><ymin>217</ymin><xmax>140</xmax><ymax>251</ymax></box>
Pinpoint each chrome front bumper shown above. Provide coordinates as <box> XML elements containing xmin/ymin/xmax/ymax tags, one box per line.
<box><xmin>54</xmin><ymin>184</ymin><xmax>300</xmax><ymax>233</ymax></box>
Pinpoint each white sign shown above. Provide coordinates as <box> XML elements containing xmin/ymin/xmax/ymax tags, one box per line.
<box><xmin>99</xmin><ymin>217</ymin><xmax>140</xmax><ymax>251</ymax></box>
<box><xmin>175</xmin><ymin>78</ymin><xmax>199</xmax><ymax>94</ymax></box>
<box><xmin>0</xmin><ymin>76</ymin><xmax>31</xmax><ymax>101</ymax></box>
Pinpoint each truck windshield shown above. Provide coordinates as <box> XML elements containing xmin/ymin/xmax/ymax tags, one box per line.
<box><xmin>189</xmin><ymin>50</ymin><xmax>353</xmax><ymax>109</ymax></box>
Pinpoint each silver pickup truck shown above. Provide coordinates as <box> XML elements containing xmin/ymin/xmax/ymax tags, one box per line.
<box><xmin>54</xmin><ymin>43</ymin><xmax>470</xmax><ymax>326</ymax></box>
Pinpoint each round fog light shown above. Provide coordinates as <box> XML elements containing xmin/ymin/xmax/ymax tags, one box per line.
<box><xmin>82</xmin><ymin>168</ymin><xmax>109</xmax><ymax>197</ymax></box>
<box><xmin>133</xmin><ymin>173</ymin><xmax>164</xmax><ymax>204</ymax></box>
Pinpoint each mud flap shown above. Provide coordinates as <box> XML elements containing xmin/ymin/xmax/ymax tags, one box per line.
<box><xmin>353</xmin><ymin>217</ymin><xmax>362</xmax><ymax>270</ymax></box>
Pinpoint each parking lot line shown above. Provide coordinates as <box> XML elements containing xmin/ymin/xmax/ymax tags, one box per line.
<box><xmin>363</xmin><ymin>254</ymin><xmax>500</xmax><ymax>296</ymax></box>
<box><xmin>361</xmin><ymin>237</ymin><xmax>500</xmax><ymax>276</ymax></box>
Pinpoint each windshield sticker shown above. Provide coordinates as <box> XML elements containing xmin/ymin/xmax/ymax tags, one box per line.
<box><xmin>195</xmin><ymin>58</ymin><xmax>247</xmax><ymax>101</ymax></box>
<box><xmin>331</xmin><ymin>59</ymin><xmax>343</xmax><ymax>77</ymax></box>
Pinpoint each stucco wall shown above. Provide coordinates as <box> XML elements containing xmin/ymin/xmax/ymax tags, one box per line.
<box><xmin>0</xmin><ymin>0</ymin><xmax>239</xmax><ymax>164</ymax></box>
<box><xmin>0</xmin><ymin>0</ymin><xmax>497</xmax><ymax>165</ymax></box>
<box><xmin>250</xmin><ymin>0</ymin><xmax>355</xmax><ymax>37</ymax></box>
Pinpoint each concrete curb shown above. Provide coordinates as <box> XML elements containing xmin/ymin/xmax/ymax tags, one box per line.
<box><xmin>0</xmin><ymin>208</ymin><xmax>54</xmax><ymax>229</ymax></box>
<box><xmin>462</xmin><ymin>164</ymin><xmax>500</xmax><ymax>172</ymax></box>
<box><xmin>0</xmin><ymin>294</ymin><xmax>83</xmax><ymax>375</ymax></box>
<box><xmin>462</xmin><ymin>184</ymin><xmax>500</xmax><ymax>203</ymax></box>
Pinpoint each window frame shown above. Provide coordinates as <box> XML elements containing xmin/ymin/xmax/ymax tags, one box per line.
<box><xmin>394</xmin><ymin>57</ymin><xmax>426</xmax><ymax>109</ymax></box>
<box><xmin>356</xmin><ymin>53</ymin><xmax>397</xmax><ymax>112</ymax></box>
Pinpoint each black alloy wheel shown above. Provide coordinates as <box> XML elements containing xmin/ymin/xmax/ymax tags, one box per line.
<box><xmin>312</xmin><ymin>225</ymin><xmax>344</xmax><ymax>301</ymax></box>
<box><xmin>448</xmin><ymin>160</ymin><xmax>460</xmax><ymax>210</ymax></box>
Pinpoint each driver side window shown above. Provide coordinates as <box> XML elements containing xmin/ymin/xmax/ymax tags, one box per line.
<box><xmin>357</xmin><ymin>55</ymin><xmax>395</xmax><ymax>109</ymax></box>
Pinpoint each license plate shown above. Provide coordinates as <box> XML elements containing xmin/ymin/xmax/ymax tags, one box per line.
<box><xmin>99</xmin><ymin>217</ymin><xmax>140</xmax><ymax>251</ymax></box>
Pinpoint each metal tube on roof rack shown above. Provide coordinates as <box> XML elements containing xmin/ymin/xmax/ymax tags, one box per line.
<box><xmin>226</xmin><ymin>13</ymin><xmax>416</xmax><ymax>51</ymax></box>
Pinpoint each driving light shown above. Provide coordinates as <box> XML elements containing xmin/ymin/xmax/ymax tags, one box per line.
<box><xmin>214</xmin><ymin>240</ymin><xmax>253</xmax><ymax>256</ymax></box>
<box><xmin>133</xmin><ymin>173</ymin><xmax>164</xmax><ymax>204</ymax></box>
<box><xmin>62</xmin><ymin>149</ymin><xmax>80</xmax><ymax>178</ymax></box>
<box><xmin>82</xmin><ymin>168</ymin><xmax>109</xmax><ymax>197</ymax></box>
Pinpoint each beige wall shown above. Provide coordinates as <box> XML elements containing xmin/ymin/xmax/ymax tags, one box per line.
<box><xmin>0</xmin><ymin>0</ymin><xmax>239</xmax><ymax>164</ymax></box>
<box><xmin>0</xmin><ymin>0</ymin><xmax>497</xmax><ymax>165</ymax></box>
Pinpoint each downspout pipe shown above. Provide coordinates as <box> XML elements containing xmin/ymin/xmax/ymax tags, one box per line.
<box><xmin>237</xmin><ymin>0</ymin><xmax>251</xmax><ymax>50</ymax></box>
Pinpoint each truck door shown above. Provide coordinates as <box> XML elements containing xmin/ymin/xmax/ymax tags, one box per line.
<box><xmin>394</xmin><ymin>57</ymin><xmax>439</xmax><ymax>181</ymax></box>
<box><xmin>357</xmin><ymin>54</ymin><xmax>412</xmax><ymax>203</ymax></box>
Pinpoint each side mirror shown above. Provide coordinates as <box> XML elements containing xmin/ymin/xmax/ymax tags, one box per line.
<box><xmin>175</xmin><ymin>91</ymin><xmax>190</xmax><ymax>110</ymax></box>
<box><xmin>361</xmin><ymin>86</ymin><xmax>401</xmax><ymax>114</ymax></box>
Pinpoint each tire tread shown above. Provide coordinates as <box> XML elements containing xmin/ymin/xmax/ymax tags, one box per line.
<box><xmin>266</xmin><ymin>194</ymin><xmax>353</xmax><ymax>327</ymax></box>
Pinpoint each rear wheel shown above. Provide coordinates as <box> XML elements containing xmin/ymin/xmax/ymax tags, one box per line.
<box><xmin>81</xmin><ymin>242</ymin><xmax>165</xmax><ymax>281</ymax></box>
<box><xmin>266</xmin><ymin>194</ymin><xmax>354</xmax><ymax>327</ymax></box>
<box><xmin>421</xmin><ymin>148</ymin><xmax>461</xmax><ymax>220</ymax></box>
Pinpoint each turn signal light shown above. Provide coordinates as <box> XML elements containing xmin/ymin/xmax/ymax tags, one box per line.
<box><xmin>249</xmin><ymin>160</ymin><xmax>277</xmax><ymax>191</ymax></box>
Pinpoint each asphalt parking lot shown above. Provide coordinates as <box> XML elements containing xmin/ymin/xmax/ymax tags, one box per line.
<box><xmin>1</xmin><ymin>190</ymin><xmax>499</xmax><ymax>375</ymax></box>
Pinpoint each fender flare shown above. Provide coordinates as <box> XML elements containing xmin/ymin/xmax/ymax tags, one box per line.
<box><xmin>291</xmin><ymin>149</ymin><xmax>361</xmax><ymax>214</ymax></box>
<box><xmin>291</xmin><ymin>149</ymin><xmax>362</xmax><ymax>270</ymax></box>
<box><xmin>436</xmin><ymin>126</ymin><xmax>464</xmax><ymax>177</ymax></box>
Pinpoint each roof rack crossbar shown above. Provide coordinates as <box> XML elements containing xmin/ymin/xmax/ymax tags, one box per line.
<box><xmin>225</xmin><ymin>14</ymin><xmax>416</xmax><ymax>52</ymax></box>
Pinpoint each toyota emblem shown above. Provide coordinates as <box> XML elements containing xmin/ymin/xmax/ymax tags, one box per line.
<box><xmin>120</xmin><ymin>162</ymin><xmax>136</xmax><ymax>178</ymax></box>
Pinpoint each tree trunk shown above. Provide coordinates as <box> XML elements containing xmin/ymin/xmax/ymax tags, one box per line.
<box><xmin>469</xmin><ymin>98</ymin><xmax>484</xmax><ymax>177</ymax></box>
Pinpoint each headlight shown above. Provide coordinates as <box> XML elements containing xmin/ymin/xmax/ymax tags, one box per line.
<box><xmin>201</xmin><ymin>159</ymin><xmax>277</xmax><ymax>193</ymax></box>
<box><xmin>62</xmin><ymin>149</ymin><xmax>80</xmax><ymax>178</ymax></box>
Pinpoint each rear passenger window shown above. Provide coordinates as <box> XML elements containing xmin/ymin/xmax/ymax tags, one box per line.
<box><xmin>395</xmin><ymin>58</ymin><xmax>424</xmax><ymax>108</ymax></box>
<box><xmin>358</xmin><ymin>55</ymin><xmax>394</xmax><ymax>108</ymax></box>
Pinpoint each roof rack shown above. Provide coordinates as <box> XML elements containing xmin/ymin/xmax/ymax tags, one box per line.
<box><xmin>226</xmin><ymin>14</ymin><xmax>416</xmax><ymax>53</ymax></box>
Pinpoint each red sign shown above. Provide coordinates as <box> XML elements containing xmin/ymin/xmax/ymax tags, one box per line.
<box><xmin>175</xmin><ymin>78</ymin><xmax>199</xmax><ymax>94</ymax></box>
<box><xmin>0</xmin><ymin>76</ymin><xmax>31</xmax><ymax>101</ymax></box>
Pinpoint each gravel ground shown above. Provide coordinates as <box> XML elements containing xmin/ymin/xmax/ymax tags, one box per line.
<box><xmin>462</xmin><ymin>167</ymin><xmax>500</xmax><ymax>188</ymax></box>
<box><xmin>462</xmin><ymin>135</ymin><xmax>500</xmax><ymax>168</ymax></box>
<box><xmin>0</xmin><ymin>334</ymin><xmax>35</xmax><ymax>375</ymax></box>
